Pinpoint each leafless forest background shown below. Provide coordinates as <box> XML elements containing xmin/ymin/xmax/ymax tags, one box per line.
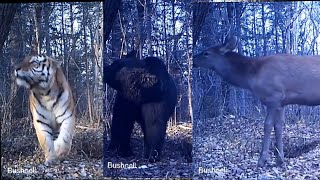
<box><xmin>193</xmin><ymin>1</ymin><xmax>320</xmax><ymax>122</ymax></box>
<box><xmin>193</xmin><ymin>2</ymin><xmax>320</xmax><ymax>179</ymax></box>
<box><xmin>1</xmin><ymin>3</ymin><xmax>104</xmax><ymax>178</ymax></box>
<box><xmin>1</xmin><ymin>1</ymin><xmax>319</xmax><ymax>179</ymax></box>
<box><xmin>103</xmin><ymin>0</ymin><xmax>193</xmax><ymax>178</ymax></box>
<box><xmin>103</xmin><ymin>0</ymin><xmax>193</xmax><ymax>128</ymax></box>
<box><xmin>1</xmin><ymin>2</ymin><xmax>103</xmax><ymax>135</ymax></box>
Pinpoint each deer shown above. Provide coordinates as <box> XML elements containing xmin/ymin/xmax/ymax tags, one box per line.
<box><xmin>193</xmin><ymin>36</ymin><xmax>320</xmax><ymax>167</ymax></box>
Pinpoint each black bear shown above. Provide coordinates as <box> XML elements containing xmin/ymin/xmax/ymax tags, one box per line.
<box><xmin>104</xmin><ymin>51</ymin><xmax>177</xmax><ymax>162</ymax></box>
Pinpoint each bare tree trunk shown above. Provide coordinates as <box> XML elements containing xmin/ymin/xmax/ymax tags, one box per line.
<box><xmin>285</xmin><ymin>3</ymin><xmax>292</xmax><ymax>53</ymax></box>
<box><xmin>186</xmin><ymin>17</ymin><xmax>193</xmax><ymax>123</ymax></box>
<box><xmin>61</xmin><ymin>4</ymin><xmax>67</xmax><ymax>64</ymax></box>
<box><xmin>172</xmin><ymin>0</ymin><xmax>177</xmax><ymax>62</ymax></box>
<box><xmin>292</xmin><ymin>2</ymin><xmax>298</xmax><ymax>54</ymax></box>
<box><xmin>44</xmin><ymin>3</ymin><xmax>51</xmax><ymax>55</ymax></box>
<box><xmin>135</xmin><ymin>0</ymin><xmax>152</xmax><ymax>55</ymax></box>
<box><xmin>262</xmin><ymin>3</ymin><xmax>267</xmax><ymax>56</ymax></box>
<box><xmin>83</xmin><ymin>5</ymin><xmax>93</xmax><ymax>123</ymax></box>
<box><xmin>33</xmin><ymin>4</ymin><xmax>42</xmax><ymax>54</ymax></box>
<box><xmin>274</xmin><ymin>4</ymin><xmax>279</xmax><ymax>53</ymax></box>
<box><xmin>162</xmin><ymin>1</ymin><xmax>168</xmax><ymax>63</ymax></box>
<box><xmin>136</xmin><ymin>0</ymin><xmax>145</xmax><ymax>58</ymax></box>
<box><xmin>146</xmin><ymin>0</ymin><xmax>152</xmax><ymax>55</ymax></box>
<box><xmin>103</xmin><ymin>0</ymin><xmax>121</xmax><ymax>41</ymax></box>
<box><xmin>0</xmin><ymin>4</ymin><xmax>19</xmax><ymax>54</ymax></box>
<box><xmin>118</xmin><ymin>12</ymin><xmax>127</xmax><ymax>55</ymax></box>
<box><xmin>67</xmin><ymin>3</ymin><xmax>74</xmax><ymax>80</ymax></box>
<box><xmin>192</xmin><ymin>3</ymin><xmax>210</xmax><ymax>46</ymax></box>
<box><xmin>89</xmin><ymin>5</ymin><xmax>102</xmax><ymax>122</ymax></box>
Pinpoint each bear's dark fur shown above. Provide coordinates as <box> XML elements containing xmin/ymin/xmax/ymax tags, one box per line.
<box><xmin>104</xmin><ymin>51</ymin><xmax>177</xmax><ymax>162</ymax></box>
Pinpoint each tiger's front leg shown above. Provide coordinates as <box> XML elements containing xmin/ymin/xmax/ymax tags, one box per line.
<box><xmin>33</xmin><ymin>118</ymin><xmax>57</xmax><ymax>165</ymax></box>
<box><xmin>54</xmin><ymin>109</ymin><xmax>76</xmax><ymax>161</ymax></box>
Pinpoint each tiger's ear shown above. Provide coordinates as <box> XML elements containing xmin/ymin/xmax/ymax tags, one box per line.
<box><xmin>49</xmin><ymin>57</ymin><xmax>63</xmax><ymax>67</ymax></box>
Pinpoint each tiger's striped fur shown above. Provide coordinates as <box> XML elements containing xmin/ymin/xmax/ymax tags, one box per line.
<box><xmin>14</xmin><ymin>55</ymin><xmax>75</xmax><ymax>165</ymax></box>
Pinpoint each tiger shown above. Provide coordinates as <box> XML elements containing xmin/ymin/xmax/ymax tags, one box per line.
<box><xmin>14</xmin><ymin>55</ymin><xmax>76</xmax><ymax>165</ymax></box>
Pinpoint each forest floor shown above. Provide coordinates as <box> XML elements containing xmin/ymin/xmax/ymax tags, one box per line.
<box><xmin>103</xmin><ymin>121</ymin><xmax>193</xmax><ymax>178</ymax></box>
<box><xmin>1</xmin><ymin>118</ymin><xmax>104</xmax><ymax>179</ymax></box>
<box><xmin>193</xmin><ymin>115</ymin><xmax>320</xmax><ymax>180</ymax></box>
<box><xmin>1</xmin><ymin>117</ymin><xmax>192</xmax><ymax>179</ymax></box>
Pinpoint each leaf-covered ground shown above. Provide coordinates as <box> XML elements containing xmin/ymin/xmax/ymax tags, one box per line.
<box><xmin>1</xmin><ymin>118</ymin><xmax>104</xmax><ymax>179</ymax></box>
<box><xmin>1</xmin><ymin>118</ymin><xmax>192</xmax><ymax>179</ymax></box>
<box><xmin>193</xmin><ymin>115</ymin><xmax>320</xmax><ymax>180</ymax></box>
<box><xmin>104</xmin><ymin>122</ymin><xmax>193</xmax><ymax>178</ymax></box>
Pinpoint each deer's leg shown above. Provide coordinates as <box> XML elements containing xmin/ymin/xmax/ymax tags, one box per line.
<box><xmin>274</xmin><ymin>107</ymin><xmax>285</xmax><ymax>165</ymax></box>
<box><xmin>258</xmin><ymin>106</ymin><xmax>275</xmax><ymax>167</ymax></box>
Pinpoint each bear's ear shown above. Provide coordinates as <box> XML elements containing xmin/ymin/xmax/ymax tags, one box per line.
<box><xmin>125</xmin><ymin>50</ymin><xmax>137</xmax><ymax>58</ymax></box>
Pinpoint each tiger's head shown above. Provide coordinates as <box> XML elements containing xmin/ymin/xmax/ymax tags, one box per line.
<box><xmin>14</xmin><ymin>55</ymin><xmax>61</xmax><ymax>90</ymax></box>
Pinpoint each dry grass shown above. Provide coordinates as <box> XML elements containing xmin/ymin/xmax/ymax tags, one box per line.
<box><xmin>1</xmin><ymin>117</ymin><xmax>103</xmax><ymax>179</ymax></box>
<box><xmin>103</xmin><ymin>121</ymin><xmax>193</xmax><ymax>178</ymax></box>
<box><xmin>193</xmin><ymin>115</ymin><xmax>320</xmax><ymax>179</ymax></box>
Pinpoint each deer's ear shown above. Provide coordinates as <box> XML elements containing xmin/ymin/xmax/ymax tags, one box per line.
<box><xmin>220</xmin><ymin>36</ymin><xmax>238</xmax><ymax>54</ymax></box>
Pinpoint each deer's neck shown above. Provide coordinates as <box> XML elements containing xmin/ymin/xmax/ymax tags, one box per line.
<box><xmin>215</xmin><ymin>52</ymin><xmax>258</xmax><ymax>90</ymax></box>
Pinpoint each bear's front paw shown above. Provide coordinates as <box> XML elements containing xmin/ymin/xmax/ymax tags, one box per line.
<box><xmin>146</xmin><ymin>149</ymin><xmax>160</xmax><ymax>163</ymax></box>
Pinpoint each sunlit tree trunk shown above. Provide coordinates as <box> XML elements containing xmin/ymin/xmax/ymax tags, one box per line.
<box><xmin>83</xmin><ymin>4</ymin><xmax>93</xmax><ymax>123</ymax></box>
<box><xmin>33</xmin><ymin>4</ymin><xmax>42</xmax><ymax>54</ymax></box>
<box><xmin>186</xmin><ymin>12</ymin><xmax>193</xmax><ymax>124</ymax></box>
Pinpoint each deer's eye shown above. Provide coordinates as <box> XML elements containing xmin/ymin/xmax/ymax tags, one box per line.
<box><xmin>203</xmin><ymin>51</ymin><xmax>209</xmax><ymax>56</ymax></box>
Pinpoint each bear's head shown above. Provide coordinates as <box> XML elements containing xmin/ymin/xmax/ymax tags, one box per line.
<box><xmin>103</xmin><ymin>50</ymin><xmax>144</xmax><ymax>91</ymax></box>
<box><xmin>104</xmin><ymin>50</ymin><xmax>164</xmax><ymax>103</ymax></box>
